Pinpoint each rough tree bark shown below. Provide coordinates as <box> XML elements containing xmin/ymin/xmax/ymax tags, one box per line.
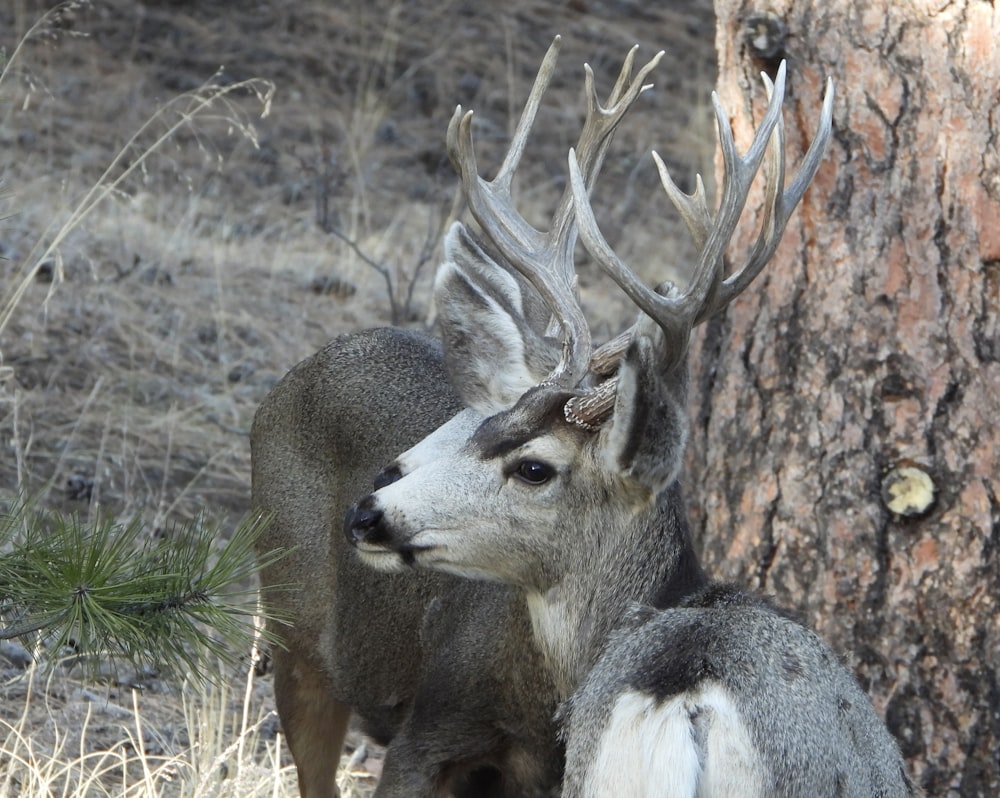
<box><xmin>688</xmin><ymin>2</ymin><xmax>999</xmax><ymax>795</ymax></box>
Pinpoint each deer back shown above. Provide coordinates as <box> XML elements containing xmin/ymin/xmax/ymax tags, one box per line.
<box><xmin>251</xmin><ymin>327</ymin><xmax>466</xmax><ymax>735</ymax></box>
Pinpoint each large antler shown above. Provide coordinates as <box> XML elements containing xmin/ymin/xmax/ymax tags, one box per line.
<box><xmin>447</xmin><ymin>36</ymin><xmax>663</xmax><ymax>389</ymax></box>
<box><xmin>565</xmin><ymin>62</ymin><xmax>835</xmax><ymax>428</ymax></box>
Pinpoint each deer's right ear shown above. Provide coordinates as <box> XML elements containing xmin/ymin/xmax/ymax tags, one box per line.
<box><xmin>595</xmin><ymin>317</ymin><xmax>690</xmax><ymax>498</ymax></box>
<box><xmin>435</xmin><ymin>222</ymin><xmax>556</xmax><ymax>414</ymax></box>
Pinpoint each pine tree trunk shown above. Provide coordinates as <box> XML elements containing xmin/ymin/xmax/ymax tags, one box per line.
<box><xmin>690</xmin><ymin>3</ymin><xmax>1000</xmax><ymax>795</ymax></box>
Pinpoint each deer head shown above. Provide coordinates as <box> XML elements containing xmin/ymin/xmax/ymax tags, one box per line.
<box><xmin>346</xmin><ymin>39</ymin><xmax>834</xmax><ymax>595</ymax></box>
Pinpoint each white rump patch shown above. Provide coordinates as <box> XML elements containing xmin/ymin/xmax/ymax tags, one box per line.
<box><xmin>581</xmin><ymin>684</ymin><xmax>765</xmax><ymax>798</ymax></box>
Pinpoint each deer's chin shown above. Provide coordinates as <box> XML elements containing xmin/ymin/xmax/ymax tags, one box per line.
<box><xmin>354</xmin><ymin>546</ymin><xmax>409</xmax><ymax>572</ymax></box>
<box><xmin>354</xmin><ymin>539</ymin><xmax>444</xmax><ymax>572</ymax></box>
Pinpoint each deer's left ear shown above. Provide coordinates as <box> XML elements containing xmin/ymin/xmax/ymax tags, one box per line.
<box><xmin>597</xmin><ymin>316</ymin><xmax>690</xmax><ymax>497</ymax></box>
<box><xmin>435</xmin><ymin>223</ymin><xmax>557</xmax><ymax>414</ymax></box>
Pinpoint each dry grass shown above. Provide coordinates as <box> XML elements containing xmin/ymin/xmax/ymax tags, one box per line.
<box><xmin>0</xmin><ymin>0</ymin><xmax>715</xmax><ymax>522</ymax></box>
<box><xmin>0</xmin><ymin>0</ymin><xmax>715</xmax><ymax>793</ymax></box>
<box><xmin>1</xmin><ymin>655</ymin><xmax>299</xmax><ymax>797</ymax></box>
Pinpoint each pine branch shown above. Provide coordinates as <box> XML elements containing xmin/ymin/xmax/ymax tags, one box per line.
<box><xmin>0</xmin><ymin>501</ymin><xmax>288</xmax><ymax>681</ymax></box>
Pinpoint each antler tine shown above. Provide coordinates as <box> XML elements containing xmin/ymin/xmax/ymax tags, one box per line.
<box><xmin>695</xmin><ymin>73</ymin><xmax>835</xmax><ymax>318</ymax></box>
<box><xmin>547</xmin><ymin>47</ymin><xmax>664</xmax><ymax>285</ymax></box>
<box><xmin>447</xmin><ymin>38</ymin><xmax>588</xmax><ymax>387</ymax></box>
<box><xmin>446</xmin><ymin>41</ymin><xmax>558</xmax><ymax>262</ymax></box>
<box><xmin>447</xmin><ymin>37</ymin><xmax>662</xmax><ymax>389</ymax></box>
<box><xmin>570</xmin><ymin>143</ymin><xmax>687</xmax><ymax>350</ymax></box>
<box><xmin>647</xmin><ymin>68</ymin><xmax>790</xmax><ymax>325</ymax></box>
<box><xmin>655</xmin><ymin>172</ymin><xmax>713</xmax><ymax>251</ymax></box>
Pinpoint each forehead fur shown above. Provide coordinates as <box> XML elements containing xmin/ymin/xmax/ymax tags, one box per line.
<box><xmin>472</xmin><ymin>384</ymin><xmax>587</xmax><ymax>459</ymax></box>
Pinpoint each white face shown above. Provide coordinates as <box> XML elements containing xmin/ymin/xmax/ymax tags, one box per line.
<box><xmin>391</xmin><ymin>408</ymin><xmax>482</xmax><ymax>475</ymax></box>
<box><xmin>348</xmin><ymin>386</ymin><xmax>650</xmax><ymax>591</ymax></box>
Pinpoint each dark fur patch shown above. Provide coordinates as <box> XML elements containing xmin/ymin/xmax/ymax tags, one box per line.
<box><xmin>680</xmin><ymin>583</ymin><xmax>763</xmax><ymax>610</ymax></box>
<box><xmin>628</xmin><ymin>616</ymin><xmax>726</xmax><ymax>700</ymax></box>
<box><xmin>472</xmin><ymin>385</ymin><xmax>579</xmax><ymax>459</ymax></box>
<box><xmin>650</xmin><ymin>489</ymin><xmax>708</xmax><ymax>609</ymax></box>
<box><xmin>629</xmin><ymin>585</ymin><xmax>773</xmax><ymax>701</ymax></box>
<box><xmin>782</xmin><ymin>648</ymin><xmax>805</xmax><ymax>679</ymax></box>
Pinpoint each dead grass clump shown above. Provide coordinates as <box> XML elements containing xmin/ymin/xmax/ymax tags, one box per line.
<box><xmin>0</xmin><ymin>656</ymin><xmax>300</xmax><ymax>797</ymax></box>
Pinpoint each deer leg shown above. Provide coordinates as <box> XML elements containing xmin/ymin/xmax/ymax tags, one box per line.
<box><xmin>372</xmin><ymin>695</ymin><xmax>551</xmax><ymax>798</ymax></box>
<box><xmin>376</xmin><ymin>744</ymin><xmax>549</xmax><ymax>798</ymax></box>
<box><xmin>371</xmin><ymin>708</ymin><xmax>506</xmax><ymax>798</ymax></box>
<box><xmin>273</xmin><ymin>649</ymin><xmax>351</xmax><ymax>798</ymax></box>
<box><xmin>374</xmin><ymin>747</ymin><xmax>504</xmax><ymax>798</ymax></box>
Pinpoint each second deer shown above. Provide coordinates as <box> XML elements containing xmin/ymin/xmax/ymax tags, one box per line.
<box><xmin>255</xmin><ymin>37</ymin><xmax>910</xmax><ymax>797</ymax></box>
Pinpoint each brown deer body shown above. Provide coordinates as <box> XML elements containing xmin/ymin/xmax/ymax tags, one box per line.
<box><xmin>254</xmin><ymin>39</ymin><xmax>909</xmax><ymax>797</ymax></box>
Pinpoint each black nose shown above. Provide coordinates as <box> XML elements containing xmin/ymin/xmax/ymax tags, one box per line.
<box><xmin>344</xmin><ymin>495</ymin><xmax>385</xmax><ymax>545</ymax></box>
<box><xmin>373</xmin><ymin>464</ymin><xmax>402</xmax><ymax>491</ymax></box>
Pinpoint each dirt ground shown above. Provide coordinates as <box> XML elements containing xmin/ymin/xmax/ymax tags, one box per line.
<box><xmin>1</xmin><ymin>0</ymin><xmax>715</xmax><ymax>792</ymax></box>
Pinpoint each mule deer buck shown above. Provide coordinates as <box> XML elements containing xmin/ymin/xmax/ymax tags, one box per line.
<box><xmin>253</xmin><ymin>37</ymin><xmax>908</xmax><ymax>797</ymax></box>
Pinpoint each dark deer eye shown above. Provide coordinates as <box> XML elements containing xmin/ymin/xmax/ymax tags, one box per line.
<box><xmin>514</xmin><ymin>460</ymin><xmax>554</xmax><ymax>485</ymax></box>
